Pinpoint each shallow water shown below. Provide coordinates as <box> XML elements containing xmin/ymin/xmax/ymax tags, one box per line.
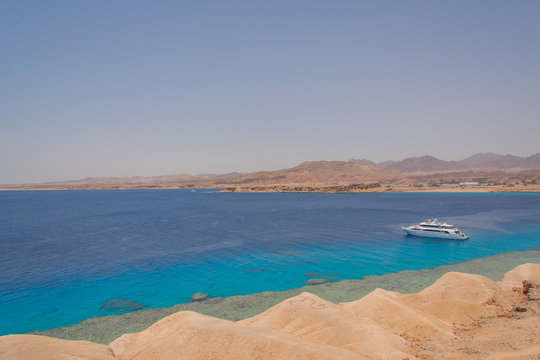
<box><xmin>37</xmin><ymin>250</ymin><xmax>540</xmax><ymax>344</ymax></box>
<box><xmin>1</xmin><ymin>190</ymin><xmax>539</xmax><ymax>335</ymax></box>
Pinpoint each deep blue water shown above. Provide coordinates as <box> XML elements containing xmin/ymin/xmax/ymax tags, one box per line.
<box><xmin>0</xmin><ymin>190</ymin><xmax>539</xmax><ymax>335</ymax></box>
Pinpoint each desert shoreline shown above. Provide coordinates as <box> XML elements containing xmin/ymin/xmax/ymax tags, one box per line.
<box><xmin>1</xmin><ymin>184</ymin><xmax>539</xmax><ymax>193</ymax></box>
<box><xmin>31</xmin><ymin>249</ymin><xmax>540</xmax><ymax>345</ymax></box>
<box><xmin>218</xmin><ymin>184</ymin><xmax>540</xmax><ymax>193</ymax></box>
<box><xmin>2</xmin><ymin>251</ymin><xmax>538</xmax><ymax>360</ymax></box>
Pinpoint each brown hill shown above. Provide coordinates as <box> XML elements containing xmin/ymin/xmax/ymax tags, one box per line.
<box><xmin>1</xmin><ymin>161</ymin><xmax>396</xmax><ymax>190</ymax></box>
<box><xmin>2</xmin><ymin>153</ymin><xmax>539</xmax><ymax>191</ymax></box>
<box><xmin>218</xmin><ymin>160</ymin><xmax>397</xmax><ymax>186</ymax></box>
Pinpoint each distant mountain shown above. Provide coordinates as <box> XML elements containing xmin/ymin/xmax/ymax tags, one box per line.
<box><xmin>376</xmin><ymin>160</ymin><xmax>396</xmax><ymax>168</ymax></box>
<box><xmin>348</xmin><ymin>158</ymin><xmax>376</xmax><ymax>166</ymax></box>
<box><xmin>375</xmin><ymin>153</ymin><xmax>540</xmax><ymax>173</ymax></box>
<box><xmin>377</xmin><ymin>155</ymin><xmax>466</xmax><ymax>173</ymax></box>
<box><xmin>459</xmin><ymin>153</ymin><xmax>509</xmax><ymax>168</ymax></box>
<box><xmin>218</xmin><ymin>160</ymin><xmax>397</xmax><ymax>186</ymax></box>
<box><xmin>459</xmin><ymin>153</ymin><xmax>540</xmax><ymax>169</ymax></box>
<box><xmin>525</xmin><ymin>153</ymin><xmax>540</xmax><ymax>167</ymax></box>
<box><xmin>23</xmin><ymin>172</ymin><xmax>243</xmax><ymax>187</ymax></box>
<box><xmin>3</xmin><ymin>153</ymin><xmax>539</xmax><ymax>190</ymax></box>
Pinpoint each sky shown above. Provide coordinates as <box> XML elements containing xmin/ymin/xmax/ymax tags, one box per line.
<box><xmin>1</xmin><ymin>1</ymin><xmax>539</xmax><ymax>184</ymax></box>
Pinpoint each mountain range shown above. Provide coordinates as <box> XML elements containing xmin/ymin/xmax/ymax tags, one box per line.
<box><xmin>2</xmin><ymin>152</ymin><xmax>539</xmax><ymax>190</ymax></box>
<box><xmin>373</xmin><ymin>153</ymin><xmax>540</xmax><ymax>173</ymax></box>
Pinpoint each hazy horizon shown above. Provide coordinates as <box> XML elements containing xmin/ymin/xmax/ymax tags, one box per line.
<box><xmin>2</xmin><ymin>1</ymin><xmax>539</xmax><ymax>184</ymax></box>
<box><xmin>2</xmin><ymin>151</ymin><xmax>539</xmax><ymax>185</ymax></box>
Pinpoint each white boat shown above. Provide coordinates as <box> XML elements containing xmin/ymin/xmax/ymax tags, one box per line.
<box><xmin>402</xmin><ymin>219</ymin><xmax>469</xmax><ymax>240</ymax></box>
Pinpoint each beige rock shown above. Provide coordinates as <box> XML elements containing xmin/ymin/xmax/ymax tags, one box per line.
<box><xmin>241</xmin><ymin>292</ymin><xmax>413</xmax><ymax>359</ymax></box>
<box><xmin>0</xmin><ymin>334</ymin><xmax>115</xmax><ymax>360</ymax></box>
<box><xmin>341</xmin><ymin>288</ymin><xmax>454</xmax><ymax>341</ymax></box>
<box><xmin>499</xmin><ymin>263</ymin><xmax>540</xmax><ymax>290</ymax></box>
<box><xmin>410</xmin><ymin>272</ymin><xmax>497</xmax><ymax>303</ymax></box>
<box><xmin>109</xmin><ymin>310</ymin><xmax>360</xmax><ymax>360</ymax></box>
<box><xmin>403</xmin><ymin>272</ymin><xmax>506</xmax><ymax>324</ymax></box>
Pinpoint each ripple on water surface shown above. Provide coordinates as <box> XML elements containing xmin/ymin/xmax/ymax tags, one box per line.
<box><xmin>0</xmin><ymin>190</ymin><xmax>539</xmax><ymax>335</ymax></box>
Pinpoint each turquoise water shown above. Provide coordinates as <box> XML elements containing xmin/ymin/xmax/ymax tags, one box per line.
<box><xmin>0</xmin><ymin>190</ymin><xmax>539</xmax><ymax>334</ymax></box>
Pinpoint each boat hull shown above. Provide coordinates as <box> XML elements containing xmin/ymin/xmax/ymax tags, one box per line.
<box><xmin>402</xmin><ymin>227</ymin><xmax>468</xmax><ymax>240</ymax></box>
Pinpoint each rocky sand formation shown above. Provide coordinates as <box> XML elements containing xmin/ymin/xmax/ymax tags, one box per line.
<box><xmin>1</xmin><ymin>263</ymin><xmax>539</xmax><ymax>359</ymax></box>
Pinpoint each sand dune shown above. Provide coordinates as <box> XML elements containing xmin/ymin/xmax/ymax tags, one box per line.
<box><xmin>240</xmin><ymin>292</ymin><xmax>412</xmax><ymax>359</ymax></box>
<box><xmin>0</xmin><ymin>335</ymin><xmax>115</xmax><ymax>360</ymax></box>
<box><xmin>500</xmin><ymin>263</ymin><xmax>540</xmax><ymax>290</ymax></box>
<box><xmin>341</xmin><ymin>288</ymin><xmax>454</xmax><ymax>340</ymax></box>
<box><xmin>109</xmin><ymin>311</ymin><xmax>360</xmax><ymax>360</ymax></box>
<box><xmin>1</xmin><ymin>263</ymin><xmax>539</xmax><ymax>360</ymax></box>
<box><xmin>402</xmin><ymin>272</ymin><xmax>508</xmax><ymax>325</ymax></box>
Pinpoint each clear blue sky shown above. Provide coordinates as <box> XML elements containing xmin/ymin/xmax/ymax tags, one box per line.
<box><xmin>1</xmin><ymin>1</ymin><xmax>539</xmax><ymax>184</ymax></box>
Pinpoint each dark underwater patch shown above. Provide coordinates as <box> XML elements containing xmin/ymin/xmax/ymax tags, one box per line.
<box><xmin>101</xmin><ymin>298</ymin><xmax>146</xmax><ymax>312</ymax></box>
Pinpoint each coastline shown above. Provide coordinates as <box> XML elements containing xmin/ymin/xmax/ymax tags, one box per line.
<box><xmin>1</xmin><ymin>184</ymin><xmax>540</xmax><ymax>193</ymax></box>
<box><xmin>34</xmin><ymin>249</ymin><xmax>540</xmax><ymax>344</ymax></box>
<box><xmin>218</xmin><ymin>184</ymin><xmax>540</xmax><ymax>193</ymax></box>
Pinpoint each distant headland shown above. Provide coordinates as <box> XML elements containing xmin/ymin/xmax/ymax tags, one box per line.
<box><xmin>2</xmin><ymin>152</ymin><xmax>539</xmax><ymax>193</ymax></box>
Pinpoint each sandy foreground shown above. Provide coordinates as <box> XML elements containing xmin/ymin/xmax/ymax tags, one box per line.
<box><xmin>1</xmin><ymin>263</ymin><xmax>539</xmax><ymax>360</ymax></box>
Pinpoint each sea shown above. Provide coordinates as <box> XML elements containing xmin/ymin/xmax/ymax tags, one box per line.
<box><xmin>1</xmin><ymin>190</ymin><xmax>539</xmax><ymax>335</ymax></box>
